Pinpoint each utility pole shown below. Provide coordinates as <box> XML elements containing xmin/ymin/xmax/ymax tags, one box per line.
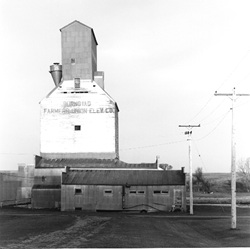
<box><xmin>179</xmin><ymin>124</ymin><xmax>200</xmax><ymax>215</ymax></box>
<box><xmin>215</xmin><ymin>87</ymin><xmax>250</xmax><ymax>229</ymax></box>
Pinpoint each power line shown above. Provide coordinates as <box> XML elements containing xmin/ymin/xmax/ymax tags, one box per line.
<box><xmin>187</xmin><ymin>95</ymin><xmax>214</xmax><ymax>123</ymax></box>
<box><xmin>234</xmin><ymin>99</ymin><xmax>250</xmax><ymax>109</ymax></box>
<box><xmin>187</xmin><ymin>50</ymin><xmax>250</xmax><ymax>124</ymax></box>
<box><xmin>216</xmin><ymin>50</ymin><xmax>250</xmax><ymax>92</ymax></box>
<box><xmin>120</xmin><ymin>139</ymin><xmax>186</xmax><ymax>151</ymax></box>
<box><xmin>235</xmin><ymin>70</ymin><xmax>250</xmax><ymax>88</ymax></box>
<box><xmin>197</xmin><ymin>98</ymin><xmax>227</xmax><ymax>124</ymax></box>
<box><xmin>193</xmin><ymin>140</ymin><xmax>207</xmax><ymax>172</ymax></box>
<box><xmin>202</xmin><ymin>109</ymin><xmax>231</xmax><ymax>126</ymax></box>
<box><xmin>195</xmin><ymin>110</ymin><xmax>230</xmax><ymax>141</ymax></box>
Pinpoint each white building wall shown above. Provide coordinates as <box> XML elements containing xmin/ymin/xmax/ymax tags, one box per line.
<box><xmin>40</xmin><ymin>80</ymin><xmax>118</xmax><ymax>159</ymax></box>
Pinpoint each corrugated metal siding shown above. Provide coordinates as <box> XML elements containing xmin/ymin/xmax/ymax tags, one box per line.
<box><xmin>61</xmin><ymin>184</ymin><xmax>186</xmax><ymax>212</ymax></box>
<box><xmin>62</xmin><ymin>170</ymin><xmax>185</xmax><ymax>186</ymax></box>
<box><xmin>32</xmin><ymin>188</ymin><xmax>61</xmax><ymax>209</ymax></box>
<box><xmin>96</xmin><ymin>186</ymin><xmax>122</xmax><ymax>210</ymax></box>
<box><xmin>0</xmin><ymin>178</ymin><xmax>20</xmax><ymax>202</ymax></box>
<box><xmin>33</xmin><ymin>168</ymin><xmax>63</xmax><ymax>185</ymax></box>
<box><xmin>0</xmin><ymin>167</ymin><xmax>34</xmax><ymax>203</ymax></box>
<box><xmin>35</xmin><ymin>155</ymin><xmax>157</xmax><ymax>169</ymax></box>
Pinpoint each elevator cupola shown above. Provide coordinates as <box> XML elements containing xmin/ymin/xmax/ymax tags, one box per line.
<box><xmin>60</xmin><ymin>20</ymin><xmax>98</xmax><ymax>81</ymax></box>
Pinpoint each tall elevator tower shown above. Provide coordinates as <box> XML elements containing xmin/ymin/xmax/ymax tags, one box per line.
<box><xmin>40</xmin><ymin>20</ymin><xmax>119</xmax><ymax>160</ymax></box>
<box><xmin>61</xmin><ymin>21</ymin><xmax>98</xmax><ymax>81</ymax></box>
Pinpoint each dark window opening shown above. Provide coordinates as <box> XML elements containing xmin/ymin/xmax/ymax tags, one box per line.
<box><xmin>69</xmin><ymin>91</ymin><xmax>88</xmax><ymax>94</ymax></box>
<box><xmin>153</xmin><ymin>190</ymin><xmax>161</xmax><ymax>194</ymax></box>
<box><xmin>75</xmin><ymin>207</ymin><xmax>82</xmax><ymax>211</ymax></box>
<box><xmin>71</xmin><ymin>58</ymin><xmax>76</xmax><ymax>64</ymax></box>
<box><xmin>104</xmin><ymin>190</ymin><xmax>113</xmax><ymax>195</ymax></box>
<box><xmin>137</xmin><ymin>190</ymin><xmax>145</xmax><ymax>194</ymax></box>
<box><xmin>129</xmin><ymin>190</ymin><xmax>137</xmax><ymax>194</ymax></box>
<box><xmin>162</xmin><ymin>190</ymin><xmax>169</xmax><ymax>194</ymax></box>
<box><xmin>75</xmin><ymin>189</ymin><xmax>82</xmax><ymax>195</ymax></box>
<box><xmin>153</xmin><ymin>190</ymin><xmax>169</xmax><ymax>195</ymax></box>
<box><xmin>75</xmin><ymin>125</ymin><xmax>81</xmax><ymax>131</ymax></box>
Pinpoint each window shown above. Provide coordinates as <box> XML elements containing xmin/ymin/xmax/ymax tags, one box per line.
<box><xmin>75</xmin><ymin>125</ymin><xmax>81</xmax><ymax>131</ymax></box>
<box><xmin>104</xmin><ymin>189</ymin><xmax>113</xmax><ymax>196</ymax></box>
<box><xmin>71</xmin><ymin>58</ymin><xmax>76</xmax><ymax>64</ymax></box>
<box><xmin>137</xmin><ymin>190</ymin><xmax>145</xmax><ymax>195</ymax></box>
<box><xmin>74</xmin><ymin>78</ymin><xmax>80</xmax><ymax>88</ymax></box>
<box><xmin>75</xmin><ymin>189</ymin><xmax>82</xmax><ymax>195</ymax></box>
<box><xmin>161</xmin><ymin>190</ymin><xmax>169</xmax><ymax>194</ymax></box>
<box><xmin>75</xmin><ymin>207</ymin><xmax>82</xmax><ymax>211</ymax></box>
<box><xmin>129</xmin><ymin>190</ymin><xmax>137</xmax><ymax>194</ymax></box>
<box><xmin>153</xmin><ymin>190</ymin><xmax>161</xmax><ymax>194</ymax></box>
<box><xmin>129</xmin><ymin>190</ymin><xmax>145</xmax><ymax>195</ymax></box>
<box><xmin>153</xmin><ymin>190</ymin><xmax>169</xmax><ymax>195</ymax></box>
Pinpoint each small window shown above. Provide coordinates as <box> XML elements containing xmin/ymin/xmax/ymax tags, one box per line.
<box><xmin>75</xmin><ymin>207</ymin><xmax>82</xmax><ymax>211</ymax></box>
<box><xmin>75</xmin><ymin>125</ymin><xmax>81</xmax><ymax>131</ymax></box>
<box><xmin>104</xmin><ymin>190</ymin><xmax>113</xmax><ymax>196</ymax></box>
<box><xmin>137</xmin><ymin>190</ymin><xmax>145</xmax><ymax>195</ymax></box>
<box><xmin>75</xmin><ymin>189</ymin><xmax>82</xmax><ymax>195</ymax></box>
<box><xmin>153</xmin><ymin>190</ymin><xmax>169</xmax><ymax>195</ymax></box>
<box><xmin>161</xmin><ymin>190</ymin><xmax>169</xmax><ymax>194</ymax></box>
<box><xmin>153</xmin><ymin>190</ymin><xmax>161</xmax><ymax>194</ymax></box>
<box><xmin>129</xmin><ymin>190</ymin><xmax>137</xmax><ymax>194</ymax></box>
<box><xmin>71</xmin><ymin>58</ymin><xmax>76</xmax><ymax>64</ymax></box>
<box><xmin>74</xmin><ymin>78</ymin><xmax>80</xmax><ymax>88</ymax></box>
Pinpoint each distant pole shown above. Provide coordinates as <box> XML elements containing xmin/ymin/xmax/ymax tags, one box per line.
<box><xmin>188</xmin><ymin>131</ymin><xmax>193</xmax><ymax>215</ymax></box>
<box><xmin>179</xmin><ymin>124</ymin><xmax>200</xmax><ymax>215</ymax></box>
<box><xmin>231</xmin><ymin>89</ymin><xmax>237</xmax><ymax>230</ymax></box>
<box><xmin>215</xmin><ymin>87</ymin><xmax>250</xmax><ymax>229</ymax></box>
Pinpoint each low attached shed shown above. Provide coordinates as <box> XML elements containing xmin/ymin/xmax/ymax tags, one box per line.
<box><xmin>61</xmin><ymin>169</ymin><xmax>186</xmax><ymax>212</ymax></box>
<box><xmin>31</xmin><ymin>156</ymin><xmax>158</xmax><ymax>209</ymax></box>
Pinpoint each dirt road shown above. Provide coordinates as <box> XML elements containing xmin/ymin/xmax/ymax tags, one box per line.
<box><xmin>0</xmin><ymin>206</ymin><xmax>249</xmax><ymax>248</ymax></box>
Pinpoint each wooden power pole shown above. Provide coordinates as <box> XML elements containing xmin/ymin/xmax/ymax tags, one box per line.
<box><xmin>215</xmin><ymin>87</ymin><xmax>250</xmax><ymax>229</ymax></box>
<box><xmin>179</xmin><ymin>124</ymin><xmax>200</xmax><ymax>215</ymax></box>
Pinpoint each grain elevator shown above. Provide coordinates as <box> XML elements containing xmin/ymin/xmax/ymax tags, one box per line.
<box><xmin>31</xmin><ymin>21</ymin><xmax>186</xmax><ymax>212</ymax></box>
<box><xmin>41</xmin><ymin>21</ymin><xmax>119</xmax><ymax>160</ymax></box>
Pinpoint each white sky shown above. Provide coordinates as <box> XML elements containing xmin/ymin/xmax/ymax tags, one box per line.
<box><xmin>1</xmin><ymin>0</ymin><xmax>250</xmax><ymax>172</ymax></box>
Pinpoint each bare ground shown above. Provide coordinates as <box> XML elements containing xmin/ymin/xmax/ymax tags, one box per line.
<box><xmin>0</xmin><ymin>206</ymin><xmax>250</xmax><ymax>248</ymax></box>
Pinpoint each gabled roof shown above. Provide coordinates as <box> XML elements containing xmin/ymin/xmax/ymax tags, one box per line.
<box><xmin>35</xmin><ymin>156</ymin><xmax>157</xmax><ymax>169</ymax></box>
<box><xmin>40</xmin><ymin>81</ymin><xmax>119</xmax><ymax>111</ymax></box>
<box><xmin>60</xmin><ymin>20</ymin><xmax>98</xmax><ymax>45</ymax></box>
<box><xmin>62</xmin><ymin>170</ymin><xmax>186</xmax><ymax>186</ymax></box>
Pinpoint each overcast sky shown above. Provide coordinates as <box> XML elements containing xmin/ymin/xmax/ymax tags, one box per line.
<box><xmin>1</xmin><ymin>0</ymin><xmax>250</xmax><ymax>172</ymax></box>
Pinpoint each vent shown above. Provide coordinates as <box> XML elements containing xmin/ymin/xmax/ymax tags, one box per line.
<box><xmin>49</xmin><ymin>63</ymin><xmax>62</xmax><ymax>86</ymax></box>
<box><xmin>74</xmin><ymin>78</ymin><xmax>80</xmax><ymax>88</ymax></box>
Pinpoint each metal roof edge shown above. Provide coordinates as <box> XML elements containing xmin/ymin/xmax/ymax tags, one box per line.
<box><xmin>60</xmin><ymin>20</ymin><xmax>98</xmax><ymax>45</ymax></box>
<box><xmin>92</xmin><ymin>81</ymin><xmax>119</xmax><ymax>111</ymax></box>
<box><xmin>32</xmin><ymin>184</ymin><xmax>61</xmax><ymax>189</ymax></box>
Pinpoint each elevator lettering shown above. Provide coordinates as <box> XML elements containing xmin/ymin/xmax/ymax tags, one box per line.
<box><xmin>43</xmin><ymin>101</ymin><xmax>115</xmax><ymax>114</ymax></box>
